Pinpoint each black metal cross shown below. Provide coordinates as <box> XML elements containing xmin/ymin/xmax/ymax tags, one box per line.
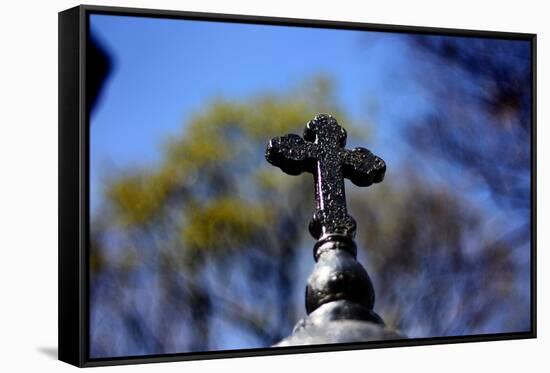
<box><xmin>265</xmin><ymin>114</ymin><xmax>386</xmax><ymax>240</ymax></box>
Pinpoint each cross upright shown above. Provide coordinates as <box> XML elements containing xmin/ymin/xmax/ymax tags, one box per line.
<box><xmin>265</xmin><ymin>114</ymin><xmax>401</xmax><ymax>342</ymax></box>
<box><xmin>265</xmin><ymin>114</ymin><xmax>386</xmax><ymax>241</ymax></box>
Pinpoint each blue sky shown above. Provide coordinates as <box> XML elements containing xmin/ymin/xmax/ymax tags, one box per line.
<box><xmin>89</xmin><ymin>14</ymin><xmax>427</xmax><ymax>213</ymax></box>
<box><xmin>88</xmin><ymin>14</ymin><xmax>531</xmax><ymax>355</ymax></box>
<box><xmin>89</xmin><ymin>14</ymin><xmax>431</xmax><ymax>354</ymax></box>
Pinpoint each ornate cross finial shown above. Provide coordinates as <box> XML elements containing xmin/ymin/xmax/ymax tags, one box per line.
<box><xmin>266</xmin><ymin>114</ymin><xmax>387</xmax><ymax>319</ymax></box>
<box><xmin>265</xmin><ymin>114</ymin><xmax>386</xmax><ymax>240</ymax></box>
<box><xmin>266</xmin><ymin>115</ymin><xmax>401</xmax><ymax>344</ymax></box>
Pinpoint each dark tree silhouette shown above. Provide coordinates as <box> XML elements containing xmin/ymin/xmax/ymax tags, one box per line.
<box><xmin>406</xmin><ymin>35</ymin><xmax>531</xmax><ymax>210</ymax></box>
<box><xmin>89</xmin><ymin>37</ymin><xmax>532</xmax><ymax>354</ymax></box>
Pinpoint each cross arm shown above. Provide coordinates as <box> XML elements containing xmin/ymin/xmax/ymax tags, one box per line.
<box><xmin>343</xmin><ymin>147</ymin><xmax>386</xmax><ymax>187</ymax></box>
<box><xmin>265</xmin><ymin>134</ymin><xmax>315</xmax><ymax>175</ymax></box>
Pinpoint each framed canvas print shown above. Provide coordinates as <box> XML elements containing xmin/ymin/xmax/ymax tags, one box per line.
<box><xmin>58</xmin><ymin>4</ymin><xmax>537</xmax><ymax>367</ymax></box>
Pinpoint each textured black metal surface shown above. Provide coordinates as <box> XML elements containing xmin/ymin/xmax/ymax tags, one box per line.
<box><xmin>306</xmin><ymin>245</ymin><xmax>375</xmax><ymax>314</ymax></box>
<box><xmin>294</xmin><ymin>300</ymin><xmax>384</xmax><ymax>332</ymax></box>
<box><xmin>274</xmin><ymin>318</ymin><xmax>402</xmax><ymax>347</ymax></box>
<box><xmin>266</xmin><ymin>114</ymin><xmax>386</xmax><ymax>239</ymax></box>
<box><xmin>266</xmin><ymin>114</ymin><xmax>401</xmax><ymax>345</ymax></box>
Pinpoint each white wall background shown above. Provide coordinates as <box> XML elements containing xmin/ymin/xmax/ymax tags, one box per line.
<box><xmin>0</xmin><ymin>0</ymin><xmax>546</xmax><ymax>371</ymax></box>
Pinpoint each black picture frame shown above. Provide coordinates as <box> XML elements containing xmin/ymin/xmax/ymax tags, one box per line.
<box><xmin>59</xmin><ymin>4</ymin><xmax>537</xmax><ymax>367</ymax></box>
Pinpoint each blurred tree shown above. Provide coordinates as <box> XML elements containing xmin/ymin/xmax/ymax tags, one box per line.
<box><xmin>90</xmin><ymin>66</ymin><xmax>529</xmax><ymax>356</ymax></box>
<box><xmin>351</xmin><ymin>174</ymin><xmax>526</xmax><ymax>337</ymax></box>
<box><xmin>405</xmin><ymin>36</ymin><xmax>531</xmax><ymax>211</ymax></box>
<box><xmin>90</xmin><ymin>76</ymin><xmax>355</xmax><ymax>356</ymax></box>
<box><xmin>348</xmin><ymin>35</ymin><xmax>532</xmax><ymax>337</ymax></box>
